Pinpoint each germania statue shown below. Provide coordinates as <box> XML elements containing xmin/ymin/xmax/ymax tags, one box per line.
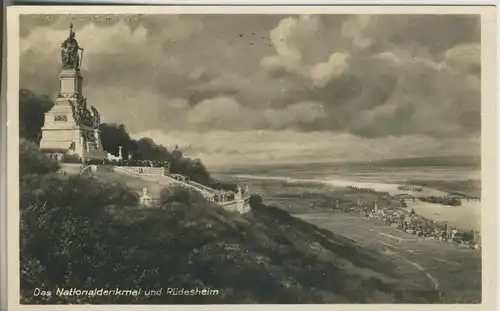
<box><xmin>61</xmin><ymin>23</ymin><xmax>84</xmax><ymax>69</ymax></box>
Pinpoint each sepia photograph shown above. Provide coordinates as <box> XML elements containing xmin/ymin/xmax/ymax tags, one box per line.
<box><xmin>6</xmin><ymin>5</ymin><xmax>497</xmax><ymax>307</ymax></box>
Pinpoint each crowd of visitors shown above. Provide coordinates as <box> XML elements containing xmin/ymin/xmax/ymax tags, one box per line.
<box><xmin>85</xmin><ymin>158</ymin><xmax>170</xmax><ymax>168</ymax></box>
<box><xmin>211</xmin><ymin>186</ymin><xmax>249</xmax><ymax>203</ymax></box>
<box><xmin>212</xmin><ymin>191</ymin><xmax>235</xmax><ymax>203</ymax></box>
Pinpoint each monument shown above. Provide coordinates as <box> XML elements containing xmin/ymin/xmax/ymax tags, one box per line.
<box><xmin>139</xmin><ymin>187</ymin><xmax>153</xmax><ymax>208</ymax></box>
<box><xmin>39</xmin><ymin>23</ymin><xmax>107</xmax><ymax>161</ymax></box>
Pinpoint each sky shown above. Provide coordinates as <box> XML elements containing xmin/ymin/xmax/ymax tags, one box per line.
<box><xmin>19</xmin><ymin>14</ymin><xmax>481</xmax><ymax>168</ymax></box>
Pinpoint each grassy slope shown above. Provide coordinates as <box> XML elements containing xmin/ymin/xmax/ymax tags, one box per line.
<box><xmin>93</xmin><ymin>172</ymin><xmax>442</xmax><ymax>304</ymax></box>
<box><xmin>92</xmin><ymin>170</ymin><xmax>167</xmax><ymax>197</ymax></box>
<box><xmin>110</xmin><ymin>203</ymin><xmax>440</xmax><ymax>303</ymax></box>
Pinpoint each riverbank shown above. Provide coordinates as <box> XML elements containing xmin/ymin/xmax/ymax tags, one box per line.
<box><xmin>223</xmin><ymin>174</ymin><xmax>480</xmax><ymax>233</ymax></box>
<box><xmin>409</xmin><ymin>200</ymin><xmax>480</xmax><ymax>231</ymax></box>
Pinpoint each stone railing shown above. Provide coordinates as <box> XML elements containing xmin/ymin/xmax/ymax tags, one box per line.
<box><xmin>113</xmin><ymin>166</ymin><xmax>141</xmax><ymax>176</ymax></box>
<box><xmin>115</xmin><ymin>166</ymin><xmax>166</xmax><ymax>176</ymax></box>
<box><xmin>186</xmin><ymin>180</ymin><xmax>216</xmax><ymax>193</ymax></box>
<box><xmin>113</xmin><ymin>165</ymin><xmax>250</xmax><ymax>213</ymax></box>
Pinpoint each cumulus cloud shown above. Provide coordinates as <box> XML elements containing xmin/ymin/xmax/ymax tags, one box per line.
<box><xmin>340</xmin><ymin>15</ymin><xmax>375</xmax><ymax>49</ymax></box>
<box><xmin>260</xmin><ymin>15</ymin><xmax>481</xmax><ymax>139</ymax></box>
<box><xmin>20</xmin><ymin>14</ymin><xmax>481</xmax><ymax>167</ymax></box>
<box><xmin>261</xmin><ymin>15</ymin><xmax>321</xmax><ymax>73</ymax></box>
<box><xmin>309</xmin><ymin>52</ymin><xmax>350</xmax><ymax>87</ymax></box>
<box><xmin>261</xmin><ymin>15</ymin><xmax>352</xmax><ymax>87</ymax></box>
<box><xmin>187</xmin><ymin>97</ymin><xmax>251</xmax><ymax>130</ymax></box>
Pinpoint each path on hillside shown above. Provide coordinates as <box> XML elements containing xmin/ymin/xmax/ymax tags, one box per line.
<box><xmin>299</xmin><ymin>217</ymin><xmax>441</xmax><ymax>290</ymax></box>
<box><xmin>298</xmin><ymin>213</ymin><xmax>440</xmax><ymax>290</ymax></box>
<box><xmin>94</xmin><ymin>166</ymin><xmax>251</xmax><ymax>213</ymax></box>
<box><xmin>112</xmin><ymin>166</ymin><xmax>217</xmax><ymax>197</ymax></box>
<box><xmin>380</xmin><ymin>243</ymin><xmax>440</xmax><ymax>291</ymax></box>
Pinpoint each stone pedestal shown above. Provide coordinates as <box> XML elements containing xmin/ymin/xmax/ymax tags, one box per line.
<box><xmin>59</xmin><ymin>68</ymin><xmax>83</xmax><ymax>95</ymax></box>
<box><xmin>39</xmin><ymin>68</ymin><xmax>106</xmax><ymax>161</ymax></box>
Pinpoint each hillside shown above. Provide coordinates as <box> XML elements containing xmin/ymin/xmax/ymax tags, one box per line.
<box><xmin>20</xmin><ymin>141</ymin><xmax>443</xmax><ymax>304</ymax></box>
<box><xmin>91</xmin><ymin>170</ymin><xmax>167</xmax><ymax>198</ymax></box>
<box><xmin>92</xmin><ymin>196</ymin><xmax>442</xmax><ymax>304</ymax></box>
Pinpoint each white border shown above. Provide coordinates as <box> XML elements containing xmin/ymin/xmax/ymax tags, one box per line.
<box><xmin>5</xmin><ymin>4</ymin><xmax>498</xmax><ymax>311</ymax></box>
<box><xmin>8</xmin><ymin>0</ymin><xmax>500</xmax><ymax>5</ymax></box>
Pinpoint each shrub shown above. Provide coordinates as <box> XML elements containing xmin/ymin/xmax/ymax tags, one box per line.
<box><xmin>249</xmin><ymin>195</ymin><xmax>264</xmax><ymax>210</ymax></box>
<box><xmin>160</xmin><ymin>185</ymin><xmax>194</xmax><ymax>208</ymax></box>
<box><xmin>19</xmin><ymin>139</ymin><xmax>60</xmax><ymax>177</ymax></box>
<box><xmin>19</xmin><ymin>143</ymin><xmax>140</xmax><ymax>302</ymax></box>
<box><xmin>20</xmin><ymin>174</ymin><xmax>128</xmax><ymax>297</ymax></box>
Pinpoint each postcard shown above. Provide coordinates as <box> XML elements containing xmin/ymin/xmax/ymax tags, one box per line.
<box><xmin>5</xmin><ymin>4</ymin><xmax>497</xmax><ymax>310</ymax></box>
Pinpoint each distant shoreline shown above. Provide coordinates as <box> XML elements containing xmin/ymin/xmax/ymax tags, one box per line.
<box><xmin>225</xmin><ymin>173</ymin><xmax>481</xmax><ymax>232</ymax></box>
<box><xmin>210</xmin><ymin>155</ymin><xmax>481</xmax><ymax>172</ymax></box>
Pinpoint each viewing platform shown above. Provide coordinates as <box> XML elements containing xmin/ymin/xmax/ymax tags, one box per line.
<box><xmin>85</xmin><ymin>163</ymin><xmax>251</xmax><ymax>214</ymax></box>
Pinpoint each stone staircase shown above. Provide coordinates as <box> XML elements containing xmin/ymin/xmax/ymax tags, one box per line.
<box><xmin>112</xmin><ymin>165</ymin><xmax>251</xmax><ymax>213</ymax></box>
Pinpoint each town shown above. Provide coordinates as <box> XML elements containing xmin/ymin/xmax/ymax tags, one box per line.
<box><xmin>330</xmin><ymin>186</ymin><xmax>481</xmax><ymax>251</ymax></box>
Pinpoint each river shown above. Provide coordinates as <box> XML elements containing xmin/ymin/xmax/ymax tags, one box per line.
<box><xmin>214</xmin><ymin>159</ymin><xmax>481</xmax><ymax>231</ymax></box>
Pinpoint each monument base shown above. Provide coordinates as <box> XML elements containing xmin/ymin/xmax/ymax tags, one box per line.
<box><xmin>40</xmin><ymin>127</ymin><xmax>108</xmax><ymax>162</ymax></box>
<box><xmin>39</xmin><ymin>97</ymin><xmax>107</xmax><ymax>162</ymax></box>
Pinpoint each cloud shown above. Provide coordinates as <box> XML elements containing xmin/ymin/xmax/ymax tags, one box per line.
<box><xmin>363</xmin><ymin>15</ymin><xmax>480</xmax><ymax>55</ymax></box>
<box><xmin>20</xmin><ymin>14</ymin><xmax>481</xmax><ymax>166</ymax></box>
<box><xmin>186</xmin><ymin>97</ymin><xmax>252</xmax><ymax>130</ymax></box>
<box><xmin>442</xmin><ymin>43</ymin><xmax>481</xmax><ymax>75</ymax></box>
<box><xmin>133</xmin><ymin>129</ymin><xmax>480</xmax><ymax>168</ymax></box>
<box><xmin>261</xmin><ymin>15</ymin><xmax>352</xmax><ymax>88</ymax></box>
<box><xmin>340</xmin><ymin>15</ymin><xmax>375</xmax><ymax>49</ymax></box>
<box><xmin>154</xmin><ymin>96</ymin><xmax>328</xmax><ymax>132</ymax></box>
<box><xmin>309</xmin><ymin>52</ymin><xmax>350</xmax><ymax>87</ymax></box>
<box><xmin>261</xmin><ymin>15</ymin><xmax>321</xmax><ymax>74</ymax></box>
<box><xmin>262</xmin><ymin>101</ymin><xmax>327</xmax><ymax>130</ymax></box>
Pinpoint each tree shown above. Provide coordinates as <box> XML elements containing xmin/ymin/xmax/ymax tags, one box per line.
<box><xmin>98</xmin><ymin>123</ymin><xmax>133</xmax><ymax>156</ymax></box>
<box><xmin>19</xmin><ymin>89</ymin><xmax>233</xmax><ymax>190</ymax></box>
<box><xmin>19</xmin><ymin>89</ymin><xmax>54</xmax><ymax>144</ymax></box>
